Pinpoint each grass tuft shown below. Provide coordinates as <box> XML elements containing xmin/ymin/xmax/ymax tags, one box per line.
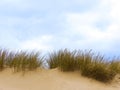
<box><xmin>0</xmin><ymin>49</ymin><xmax>43</xmax><ymax>72</ymax></box>
<box><xmin>108</xmin><ymin>59</ymin><xmax>120</xmax><ymax>74</ymax></box>
<box><xmin>47</xmin><ymin>49</ymin><xmax>120</xmax><ymax>83</ymax></box>
<box><xmin>47</xmin><ymin>49</ymin><xmax>77</xmax><ymax>71</ymax></box>
<box><xmin>0</xmin><ymin>49</ymin><xmax>8</xmax><ymax>71</ymax></box>
<box><xmin>0</xmin><ymin>48</ymin><xmax>120</xmax><ymax>83</ymax></box>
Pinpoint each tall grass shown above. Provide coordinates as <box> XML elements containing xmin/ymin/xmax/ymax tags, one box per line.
<box><xmin>0</xmin><ymin>49</ymin><xmax>8</xmax><ymax>71</ymax></box>
<box><xmin>0</xmin><ymin>48</ymin><xmax>120</xmax><ymax>83</ymax></box>
<box><xmin>108</xmin><ymin>59</ymin><xmax>120</xmax><ymax>74</ymax></box>
<box><xmin>47</xmin><ymin>51</ymin><xmax>59</xmax><ymax>69</ymax></box>
<box><xmin>75</xmin><ymin>51</ymin><xmax>115</xmax><ymax>82</ymax></box>
<box><xmin>47</xmin><ymin>49</ymin><xmax>120</xmax><ymax>83</ymax></box>
<box><xmin>47</xmin><ymin>49</ymin><xmax>77</xmax><ymax>71</ymax></box>
<box><xmin>0</xmin><ymin>49</ymin><xmax>43</xmax><ymax>72</ymax></box>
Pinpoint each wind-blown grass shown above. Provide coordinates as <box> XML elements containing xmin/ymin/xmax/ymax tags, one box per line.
<box><xmin>108</xmin><ymin>59</ymin><xmax>120</xmax><ymax>74</ymax></box>
<box><xmin>0</xmin><ymin>48</ymin><xmax>120</xmax><ymax>83</ymax></box>
<box><xmin>75</xmin><ymin>51</ymin><xmax>115</xmax><ymax>82</ymax></box>
<box><xmin>47</xmin><ymin>49</ymin><xmax>120</xmax><ymax>83</ymax></box>
<box><xmin>47</xmin><ymin>49</ymin><xmax>77</xmax><ymax>71</ymax></box>
<box><xmin>0</xmin><ymin>49</ymin><xmax>8</xmax><ymax>71</ymax></box>
<box><xmin>0</xmin><ymin>49</ymin><xmax>43</xmax><ymax>72</ymax></box>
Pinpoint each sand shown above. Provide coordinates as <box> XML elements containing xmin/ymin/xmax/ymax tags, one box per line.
<box><xmin>0</xmin><ymin>68</ymin><xmax>120</xmax><ymax>90</ymax></box>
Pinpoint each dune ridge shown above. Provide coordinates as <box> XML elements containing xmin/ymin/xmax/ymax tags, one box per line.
<box><xmin>0</xmin><ymin>68</ymin><xmax>120</xmax><ymax>90</ymax></box>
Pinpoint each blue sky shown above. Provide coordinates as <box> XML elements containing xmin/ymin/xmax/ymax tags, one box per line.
<box><xmin>0</xmin><ymin>0</ymin><xmax>120</xmax><ymax>57</ymax></box>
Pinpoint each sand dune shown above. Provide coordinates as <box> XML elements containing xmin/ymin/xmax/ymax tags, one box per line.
<box><xmin>0</xmin><ymin>68</ymin><xmax>120</xmax><ymax>90</ymax></box>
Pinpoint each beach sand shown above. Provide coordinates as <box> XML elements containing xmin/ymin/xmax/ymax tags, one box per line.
<box><xmin>0</xmin><ymin>68</ymin><xmax>120</xmax><ymax>90</ymax></box>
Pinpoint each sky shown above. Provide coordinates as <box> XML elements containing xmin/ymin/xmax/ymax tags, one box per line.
<box><xmin>0</xmin><ymin>0</ymin><xmax>120</xmax><ymax>57</ymax></box>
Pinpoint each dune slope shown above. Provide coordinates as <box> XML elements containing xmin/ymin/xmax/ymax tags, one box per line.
<box><xmin>0</xmin><ymin>68</ymin><xmax>120</xmax><ymax>90</ymax></box>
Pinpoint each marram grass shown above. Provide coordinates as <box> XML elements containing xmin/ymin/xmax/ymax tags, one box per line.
<box><xmin>47</xmin><ymin>49</ymin><xmax>120</xmax><ymax>83</ymax></box>
<box><xmin>0</xmin><ymin>49</ymin><xmax>43</xmax><ymax>72</ymax></box>
<box><xmin>47</xmin><ymin>49</ymin><xmax>77</xmax><ymax>71</ymax></box>
<box><xmin>0</xmin><ymin>49</ymin><xmax>8</xmax><ymax>71</ymax></box>
<box><xmin>0</xmin><ymin>48</ymin><xmax>120</xmax><ymax>83</ymax></box>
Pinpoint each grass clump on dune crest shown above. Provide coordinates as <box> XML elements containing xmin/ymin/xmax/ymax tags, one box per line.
<box><xmin>7</xmin><ymin>51</ymin><xmax>43</xmax><ymax>72</ymax></box>
<box><xmin>0</xmin><ymin>48</ymin><xmax>120</xmax><ymax>83</ymax></box>
<box><xmin>47</xmin><ymin>52</ymin><xmax>59</xmax><ymax>69</ymax></box>
<box><xmin>0</xmin><ymin>49</ymin><xmax>43</xmax><ymax>72</ymax></box>
<box><xmin>47</xmin><ymin>49</ymin><xmax>77</xmax><ymax>71</ymax></box>
<box><xmin>75</xmin><ymin>51</ymin><xmax>115</xmax><ymax>82</ymax></box>
<box><xmin>108</xmin><ymin>59</ymin><xmax>120</xmax><ymax>74</ymax></box>
<box><xmin>0</xmin><ymin>49</ymin><xmax>8</xmax><ymax>71</ymax></box>
<box><xmin>47</xmin><ymin>49</ymin><xmax>120</xmax><ymax>83</ymax></box>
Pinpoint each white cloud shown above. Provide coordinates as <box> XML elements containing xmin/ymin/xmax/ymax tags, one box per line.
<box><xmin>63</xmin><ymin>0</ymin><xmax>120</xmax><ymax>55</ymax></box>
<box><xmin>1</xmin><ymin>0</ymin><xmax>120</xmax><ymax>57</ymax></box>
<box><xmin>65</xmin><ymin>12</ymin><xmax>104</xmax><ymax>39</ymax></box>
<box><xmin>0</xmin><ymin>30</ymin><xmax>21</xmax><ymax>51</ymax></box>
<box><xmin>20</xmin><ymin>35</ymin><xmax>53</xmax><ymax>52</ymax></box>
<box><xmin>109</xmin><ymin>0</ymin><xmax>120</xmax><ymax>21</ymax></box>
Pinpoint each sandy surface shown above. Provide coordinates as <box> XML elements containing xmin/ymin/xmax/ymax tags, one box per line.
<box><xmin>0</xmin><ymin>68</ymin><xmax>120</xmax><ymax>90</ymax></box>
